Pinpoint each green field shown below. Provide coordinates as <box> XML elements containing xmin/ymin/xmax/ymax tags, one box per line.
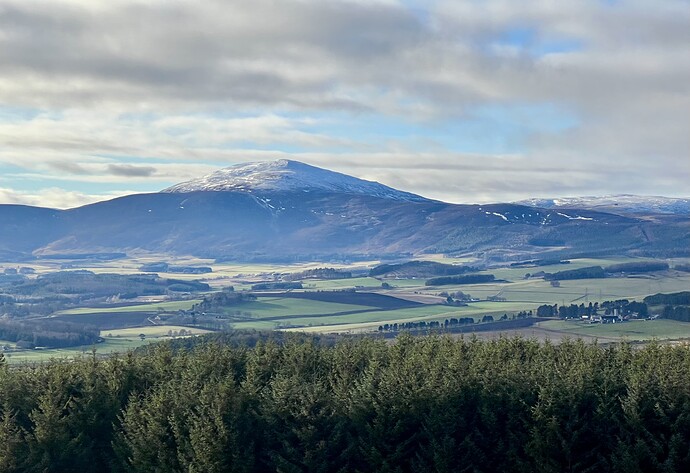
<box><xmin>302</xmin><ymin>277</ymin><xmax>383</xmax><ymax>290</ymax></box>
<box><xmin>52</xmin><ymin>256</ymin><xmax>690</xmax><ymax>335</ymax></box>
<box><xmin>378</xmin><ymin>278</ymin><xmax>428</xmax><ymax>288</ymax></box>
<box><xmin>398</xmin><ymin>261</ymin><xmax>690</xmax><ymax>306</ymax></box>
<box><xmin>486</xmin><ymin>257</ymin><xmax>640</xmax><ymax>281</ymax></box>
<box><xmin>257</xmin><ymin>300</ymin><xmax>537</xmax><ymax>332</ymax></box>
<box><xmin>105</xmin><ymin>325</ymin><xmax>213</xmax><ymax>338</ymax></box>
<box><xmin>57</xmin><ymin>299</ymin><xmax>200</xmax><ymax>315</ymax></box>
<box><xmin>238</xmin><ymin>305</ymin><xmax>454</xmax><ymax>330</ymax></box>
<box><xmin>538</xmin><ymin>319</ymin><xmax>690</xmax><ymax>341</ymax></box>
<box><xmin>4</xmin><ymin>255</ymin><xmax>689</xmax><ymax>346</ymax></box>
<box><xmin>228</xmin><ymin>297</ymin><xmax>377</xmax><ymax>318</ymax></box>
<box><xmin>4</xmin><ymin>338</ymin><xmax>150</xmax><ymax>364</ymax></box>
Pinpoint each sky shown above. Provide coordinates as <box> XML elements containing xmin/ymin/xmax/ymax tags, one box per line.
<box><xmin>0</xmin><ymin>0</ymin><xmax>688</xmax><ymax>208</ymax></box>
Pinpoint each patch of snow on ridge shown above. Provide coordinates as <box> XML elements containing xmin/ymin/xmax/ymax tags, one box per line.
<box><xmin>162</xmin><ymin>159</ymin><xmax>430</xmax><ymax>202</ymax></box>
<box><xmin>556</xmin><ymin>212</ymin><xmax>594</xmax><ymax>221</ymax></box>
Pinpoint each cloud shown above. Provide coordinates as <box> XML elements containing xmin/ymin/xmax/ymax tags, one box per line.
<box><xmin>106</xmin><ymin>164</ymin><xmax>156</xmax><ymax>177</ymax></box>
<box><xmin>295</xmin><ymin>151</ymin><xmax>674</xmax><ymax>203</ymax></box>
<box><xmin>47</xmin><ymin>161</ymin><xmax>92</xmax><ymax>175</ymax></box>
<box><xmin>0</xmin><ymin>0</ymin><xmax>687</xmax><ymax>204</ymax></box>
<box><xmin>2</xmin><ymin>0</ymin><xmax>686</xmax><ymax>116</ymax></box>
<box><xmin>0</xmin><ymin>187</ymin><xmax>132</xmax><ymax>209</ymax></box>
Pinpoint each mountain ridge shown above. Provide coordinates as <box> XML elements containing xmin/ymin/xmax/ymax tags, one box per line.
<box><xmin>1</xmin><ymin>160</ymin><xmax>688</xmax><ymax>262</ymax></box>
<box><xmin>516</xmin><ymin>194</ymin><xmax>690</xmax><ymax>216</ymax></box>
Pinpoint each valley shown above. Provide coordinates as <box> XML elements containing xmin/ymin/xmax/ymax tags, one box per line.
<box><xmin>2</xmin><ymin>252</ymin><xmax>689</xmax><ymax>362</ymax></box>
<box><xmin>2</xmin><ymin>161</ymin><xmax>688</xmax><ymax>263</ymax></box>
<box><xmin>1</xmin><ymin>161</ymin><xmax>688</xmax><ymax>362</ymax></box>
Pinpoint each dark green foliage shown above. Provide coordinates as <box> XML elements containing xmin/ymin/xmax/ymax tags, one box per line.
<box><xmin>425</xmin><ymin>274</ymin><xmax>495</xmax><ymax>286</ymax></box>
<box><xmin>643</xmin><ymin>291</ymin><xmax>690</xmax><ymax>322</ymax></box>
<box><xmin>661</xmin><ymin>305</ymin><xmax>690</xmax><ymax>322</ymax></box>
<box><xmin>544</xmin><ymin>266</ymin><xmax>606</xmax><ymax>281</ymax></box>
<box><xmin>644</xmin><ymin>292</ymin><xmax>690</xmax><ymax>306</ymax></box>
<box><xmin>604</xmin><ymin>261</ymin><xmax>669</xmax><ymax>273</ymax></box>
<box><xmin>537</xmin><ymin>304</ymin><xmax>559</xmax><ymax>317</ymax></box>
<box><xmin>138</xmin><ymin>262</ymin><xmax>170</xmax><ymax>272</ymax></box>
<box><xmin>369</xmin><ymin>261</ymin><xmax>478</xmax><ymax>278</ymax></box>
<box><xmin>529</xmin><ymin>236</ymin><xmax>567</xmax><ymax>246</ymax></box>
<box><xmin>192</xmin><ymin>290</ymin><xmax>256</xmax><ymax>313</ymax></box>
<box><xmin>2</xmin><ymin>336</ymin><xmax>690</xmax><ymax>472</ymax></box>
<box><xmin>272</xmin><ymin>291</ymin><xmax>421</xmax><ymax>309</ymax></box>
<box><xmin>378</xmin><ymin>319</ymin><xmax>447</xmax><ymax>333</ymax></box>
<box><xmin>1</xmin><ymin>271</ymin><xmax>209</xmax><ymax>308</ymax></box>
<box><xmin>251</xmin><ymin>282</ymin><xmax>303</xmax><ymax>290</ymax></box>
<box><xmin>0</xmin><ymin>319</ymin><xmax>99</xmax><ymax>348</ymax></box>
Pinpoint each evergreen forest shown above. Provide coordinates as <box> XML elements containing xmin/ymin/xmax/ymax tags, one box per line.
<box><xmin>1</xmin><ymin>334</ymin><xmax>690</xmax><ymax>472</ymax></box>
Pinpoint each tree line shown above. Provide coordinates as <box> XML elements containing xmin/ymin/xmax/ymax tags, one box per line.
<box><xmin>0</xmin><ymin>319</ymin><xmax>99</xmax><ymax>349</ymax></box>
<box><xmin>543</xmin><ymin>261</ymin><xmax>670</xmax><ymax>282</ymax></box>
<box><xmin>544</xmin><ymin>265</ymin><xmax>607</xmax><ymax>281</ymax></box>
<box><xmin>645</xmin><ymin>292</ymin><xmax>690</xmax><ymax>322</ymax></box>
<box><xmin>370</xmin><ymin>261</ymin><xmax>478</xmax><ymax>278</ymax></box>
<box><xmin>536</xmin><ymin>300</ymin><xmax>649</xmax><ymax>318</ymax></box>
<box><xmin>1</xmin><ymin>334</ymin><xmax>690</xmax><ymax>472</ymax></box>
<box><xmin>425</xmin><ymin>274</ymin><xmax>495</xmax><ymax>286</ymax></box>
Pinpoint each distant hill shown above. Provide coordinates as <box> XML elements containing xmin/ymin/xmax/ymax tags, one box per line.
<box><xmin>0</xmin><ymin>160</ymin><xmax>688</xmax><ymax>262</ymax></box>
<box><xmin>516</xmin><ymin>194</ymin><xmax>690</xmax><ymax>216</ymax></box>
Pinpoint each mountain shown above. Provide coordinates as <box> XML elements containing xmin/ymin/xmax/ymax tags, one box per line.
<box><xmin>516</xmin><ymin>195</ymin><xmax>690</xmax><ymax>216</ymax></box>
<box><xmin>0</xmin><ymin>161</ymin><xmax>688</xmax><ymax>262</ymax></box>
<box><xmin>163</xmin><ymin>159</ymin><xmax>429</xmax><ymax>202</ymax></box>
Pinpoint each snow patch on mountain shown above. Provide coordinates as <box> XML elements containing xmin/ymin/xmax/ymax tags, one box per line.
<box><xmin>555</xmin><ymin>212</ymin><xmax>594</xmax><ymax>221</ymax></box>
<box><xmin>162</xmin><ymin>159</ymin><xmax>430</xmax><ymax>202</ymax></box>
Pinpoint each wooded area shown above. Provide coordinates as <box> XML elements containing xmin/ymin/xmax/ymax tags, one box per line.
<box><xmin>1</xmin><ymin>334</ymin><xmax>689</xmax><ymax>472</ymax></box>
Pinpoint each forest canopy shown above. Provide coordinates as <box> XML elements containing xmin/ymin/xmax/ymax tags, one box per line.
<box><xmin>1</xmin><ymin>334</ymin><xmax>689</xmax><ymax>472</ymax></box>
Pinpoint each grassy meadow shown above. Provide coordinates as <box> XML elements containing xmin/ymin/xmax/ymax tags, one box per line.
<box><xmin>537</xmin><ymin>319</ymin><xmax>690</xmax><ymax>341</ymax></box>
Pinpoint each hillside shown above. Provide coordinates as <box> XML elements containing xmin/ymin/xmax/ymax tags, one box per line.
<box><xmin>517</xmin><ymin>194</ymin><xmax>690</xmax><ymax>216</ymax></box>
<box><xmin>0</xmin><ymin>160</ymin><xmax>688</xmax><ymax>262</ymax></box>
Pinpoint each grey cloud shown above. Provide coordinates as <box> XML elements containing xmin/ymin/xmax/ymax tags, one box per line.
<box><xmin>0</xmin><ymin>0</ymin><xmax>687</xmax><ymax>203</ymax></box>
<box><xmin>48</xmin><ymin>161</ymin><xmax>92</xmax><ymax>175</ymax></box>
<box><xmin>1</xmin><ymin>0</ymin><xmax>687</xmax><ymax>131</ymax></box>
<box><xmin>107</xmin><ymin>164</ymin><xmax>156</xmax><ymax>177</ymax></box>
<box><xmin>0</xmin><ymin>0</ymin><xmax>423</xmax><ymax>110</ymax></box>
<box><xmin>0</xmin><ymin>0</ymin><xmax>686</xmax><ymax>113</ymax></box>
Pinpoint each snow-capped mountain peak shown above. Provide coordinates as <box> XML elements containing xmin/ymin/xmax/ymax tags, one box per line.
<box><xmin>162</xmin><ymin>159</ymin><xmax>430</xmax><ymax>202</ymax></box>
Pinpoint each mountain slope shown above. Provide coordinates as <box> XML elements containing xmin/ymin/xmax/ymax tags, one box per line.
<box><xmin>163</xmin><ymin>159</ymin><xmax>430</xmax><ymax>202</ymax></box>
<box><xmin>39</xmin><ymin>193</ymin><xmax>648</xmax><ymax>260</ymax></box>
<box><xmin>0</xmin><ymin>161</ymin><xmax>688</xmax><ymax>262</ymax></box>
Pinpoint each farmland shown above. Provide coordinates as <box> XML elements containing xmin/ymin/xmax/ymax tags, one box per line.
<box><xmin>2</xmin><ymin>254</ymin><xmax>690</xmax><ymax>360</ymax></box>
<box><xmin>56</xmin><ymin>299</ymin><xmax>200</xmax><ymax>315</ymax></box>
<box><xmin>4</xmin><ymin>325</ymin><xmax>213</xmax><ymax>364</ymax></box>
<box><xmin>537</xmin><ymin>318</ymin><xmax>690</xmax><ymax>342</ymax></box>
